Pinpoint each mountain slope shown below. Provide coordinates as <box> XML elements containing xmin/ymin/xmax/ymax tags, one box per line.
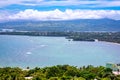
<box><xmin>0</xmin><ymin>19</ymin><xmax>120</xmax><ymax>32</ymax></box>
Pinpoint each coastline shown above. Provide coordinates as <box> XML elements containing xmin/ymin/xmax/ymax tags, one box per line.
<box><xmin>0</xmin><ymin>34</ymin><xmax>120</xmax><ymax>69</ymax></box>
<box><xmin>0</xmin><ymin>34</ymin><xmax>120</xmax><ymax>45</ymax></box>
<box><xmin>98</xmin><ymin>40</ymin><xmax>120</xmax><ymax>46</ymax></box>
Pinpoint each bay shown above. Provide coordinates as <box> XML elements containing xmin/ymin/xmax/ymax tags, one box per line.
<box><xmin>0</xmin><ymin>35</ymin><xmax>120</xmax><ymax>68</ymax></box>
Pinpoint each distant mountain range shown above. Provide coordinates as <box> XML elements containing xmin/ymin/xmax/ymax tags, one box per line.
<box><xmin>0</xmin><ymin>18</ymin><xmax>120</xmax><ymax>32</ymax></box>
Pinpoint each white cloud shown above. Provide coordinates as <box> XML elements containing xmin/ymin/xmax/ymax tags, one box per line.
<box><xmin>6</xmin><ymin>9</ymin><xmax>120</xmax><ymax>21</ymax></box>
<box><xmin>0</xmin><ymin>0</ymin><xmax>120</xmax><ymax>8</ymax></box>
<box><xmin>98</xmin><ymin>1</ymin><xmax>120</xmax><ymax>7</ymax></box>
<box><xmin>0</xmin><ymin>0</ymin><xmax>43</xmax><ymax>7</ymax></box>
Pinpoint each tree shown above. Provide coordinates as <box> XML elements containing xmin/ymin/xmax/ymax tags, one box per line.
<box><xmin>101</xmin><ymin>77</ymin><xmax>111</xmax><ymax>80</ymax></box>
<box><xmin>49</xmin><ymin>77</ymin><xmax>59</xmax><ymax>80</ymax></box>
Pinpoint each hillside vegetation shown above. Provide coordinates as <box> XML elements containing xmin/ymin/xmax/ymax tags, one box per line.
<box><xmin>0</xmin><ymin>19</ymin><xmax>120</xmax><ymax>32</ymax></box>
<box><xmin>0</xmin><ymin>65</ymin><xmax>120</xmax><ymax>80</ymax></box>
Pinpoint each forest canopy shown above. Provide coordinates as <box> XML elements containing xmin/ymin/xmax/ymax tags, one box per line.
<box><xmin>0</xmin><ymin>65</ymin><xmax>120</xmax><ymax>80</ymax></box>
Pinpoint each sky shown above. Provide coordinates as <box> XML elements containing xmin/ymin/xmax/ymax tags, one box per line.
<box><xmin>0</xmin><ymin>0</ymin><xmax>120</xmax><ymax>21</ymax></box>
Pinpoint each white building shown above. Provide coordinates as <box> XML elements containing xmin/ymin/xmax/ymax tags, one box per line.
<box><xmin>2</xmin><ymin>29</ymin><xmax>14</xmax><ymax>32</ymax></box>
<box><xmin>25</xmin><ymin>77</ymin><xmax>33</xmax><ymax>80</ymax></box>
<box><xmin>106</xmin><ymin>63</ymin><xmax>120</xmax><ymax>75</ymax></box>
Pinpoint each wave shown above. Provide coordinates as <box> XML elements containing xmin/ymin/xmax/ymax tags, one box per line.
<box><xmin>26</xmin><ymin>52</ymin><xmax>32</xmax><ymax>55</ymax></box>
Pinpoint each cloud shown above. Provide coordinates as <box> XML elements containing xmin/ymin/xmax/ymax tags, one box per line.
<box><xmin>0</xmin><ymin>0</ymin><xmax>120</xmax><ymax>8</ymax></box>
<box><xmin>0</xmin><ymin>0</ymin><xmax>43</xmax><ymax>7</ymax></box>
<box><xmin>5</xmin><ymin>9</ymin><xmax>120</xmax><ymax>21</ymax></box>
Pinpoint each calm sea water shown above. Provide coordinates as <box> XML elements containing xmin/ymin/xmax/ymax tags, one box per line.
<box><xmin>0</xmin><ymin>35</ymin><xmax>120</xmax><ymax>68</ymax></box>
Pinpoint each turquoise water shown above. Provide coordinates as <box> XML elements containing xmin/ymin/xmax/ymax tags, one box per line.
<box><xmin>0</xmin><ymin>35</ymin><xmax>120</xmax><ymax>68</ymax></box>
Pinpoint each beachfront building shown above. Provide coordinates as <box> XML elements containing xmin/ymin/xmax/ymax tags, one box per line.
<box><xmin>2</xmin><ymin>29</ymin><xmax>14</xmax><ymax>32</ymax></box>
<box><xmin>106</xmin><ymin>63</ymin><xmax>120</xmax><ymax>75</ymax></box>
<box><xmin>25</xmin><ymin>77</ymin><xmax>33</xmax><ymax>80</ymax></box>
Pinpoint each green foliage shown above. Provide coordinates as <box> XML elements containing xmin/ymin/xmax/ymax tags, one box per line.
<box><xmin>101</xmin><ymin>77</ymin><xmax>111</xmax><ymax>80</ymax></box>
<box><xmin>60</xmin><ymin>76</ymin><xmax>72</xmax><ymax>80</ymax></box>
<box><xmin>63</xmin><ymin>65</ymin><xmax>80</xmax><ymax>77</ymax></box>
<box><xmin>0</xmin><ymin>65</ymin><xmax>119</xmax><ymax>80</ymax></box>
<box><xmin>74</xmin><ymin>77</ymin><xmax>86</xmax><ymax>80</ymax></box>
<box><xmin>49</xmin><ymin>77</ymin><xmax>59</xmax><ymax>80</ymax></box>
<box><xmin>0</xmin><ymin>67</ymin><xmax>25</xmax><ymax>80</ymax></box>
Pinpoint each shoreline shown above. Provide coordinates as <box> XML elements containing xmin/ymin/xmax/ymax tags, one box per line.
<box><xmin>98</xmin><ymin>40</ymin><xmax>120</xmax><ymax>46</ymax></box>
<box><xmin>0</xmin><ymin>34</ymin><xmax>120</xmax><ymax>69</ymax></box>
<box><xmin>0</xmin><ymin>34</ymin><xmax>120</xmax><ymax>45</ymax></box>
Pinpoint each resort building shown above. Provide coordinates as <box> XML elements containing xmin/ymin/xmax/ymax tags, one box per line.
<box><xmin>106</xmin><ymin>63</ymin><xmax>120</xmax><ymax>75</ymax></box>
<box><xmin>2</xmin><ymin>29</ymin><xmax>14</xmax><ymax>32</ymax></box>
<box><xmin>25</xmin><ymin>77</ymin><xmax>33</xmax><ymax>80</ymax></box>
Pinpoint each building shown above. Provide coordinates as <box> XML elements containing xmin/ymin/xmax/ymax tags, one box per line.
<box><xmin>2</xmin><ymin>29</ymin><xmax>14</xmax><ymax>32</ymax></box>
<box><xmin>25</xmin><ymin>77</ymin><xmax>33</xmax><ymax>80</ymax></box>
<box><xmin>94</xmin><ymin>39</ymin><xmax>98</xmax><ymax>42</ymax></box>
<box><xmin>106</xmin><ymin>63</ymin><xmax>120</xmax><ymax>75</ymax></box>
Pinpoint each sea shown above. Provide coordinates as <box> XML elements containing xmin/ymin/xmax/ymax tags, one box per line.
<box><xmin>0</xmin><ymin>35</ymin><xmax>120</xmax><ymax>68</ymax></box>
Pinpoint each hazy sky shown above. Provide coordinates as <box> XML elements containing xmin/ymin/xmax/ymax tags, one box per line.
<box><xmin>0</xmin><ymin>0</ymin><xmax>120</xmax><ymax>21</ymax></box>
